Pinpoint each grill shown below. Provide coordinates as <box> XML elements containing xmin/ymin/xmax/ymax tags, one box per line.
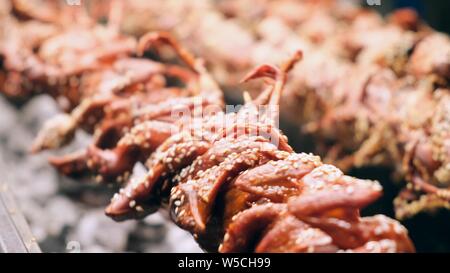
<box><xmin>0</xmin><ymin>181</ymin><xmax>40</xmax><ymax>253</ymax></box>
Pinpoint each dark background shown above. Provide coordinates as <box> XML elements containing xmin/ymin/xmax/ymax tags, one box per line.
<box><xmin>362</xmin><ymin>0</ymin><xmax>450</xmax><ymax>33</ymax></box>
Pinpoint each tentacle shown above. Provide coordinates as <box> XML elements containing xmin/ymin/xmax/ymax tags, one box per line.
<box><xmin>85</xmin><ymin>120</ymin><xmax>177</xmax><ymax>183</ymax></box>
<box><xmin>394</xmin><ymin>188</ymin><xmax>450</xmax><ymax>219</ymax></box>
<box><xmin>49</xmin><ymin>121</ymin><xmax>175</xmax><ymax>182</ymax></box>
<box><xmin>219</xmin><ymin>203</ymin><xmax>286</xmax><ymax>253</ymax></box>
<box><xmin>137</xmin><ymin>31</ymin><xmax>224</xmax><ymax>104</ymax></box>
<box><xmin>241</xmin><ymin>50</ymin><xmax>302</xmax><ymax>106</ymax></box>
<box><xmin>295</xmin><ymin>215</ymin><xmax>415</xmax><ymax>252</ymax></box>
<box><xmin>111</xmin><ymin>58</ymin><xmax>197</xmax><ymax>94</ymax></box>
<box><xmin>31</xmin><ymin>113</ymin><xmax>76</xmax><ymax>153</ymax></box>
<box><xmin>254</xmin><ymin>214</ymin><xmax>338</xmax><ymax>253</ymax></box>
<box><xmin>106</xmin><ymin>134</ymin><xmax>210</xmax><ymax>220</ymax></box>
<box><xmin>48</xmin><ymin>150</ymin><xmax>90</xmax><ymax>178</ymax></box>
<box><xmin>31</xmin><ymin>96</ymin><xmax>112</xmax><ymax>152</ymax></box>
<box><xmin>287</xmin><ymin>165</ymin><xmax>383</xmax><ymax>217</ymax></box>
<box><xmin>403</xmin><ymin>138</ymin><xmax>450</xmax><ymax>201</ymax></box>
<box><xmin>137</xmin><ymin>32</ymin><xmax>197</xmax><ymax>72</ymax></box>
<box><xmin>235</xmin><ymin>153</ymin><xmax>321</xmax><ymax>202</ymax></box>
<box><xmin>171</xmin><ymin>140</ymin><xmax>283</xmax><ymax>233</ymax></box>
